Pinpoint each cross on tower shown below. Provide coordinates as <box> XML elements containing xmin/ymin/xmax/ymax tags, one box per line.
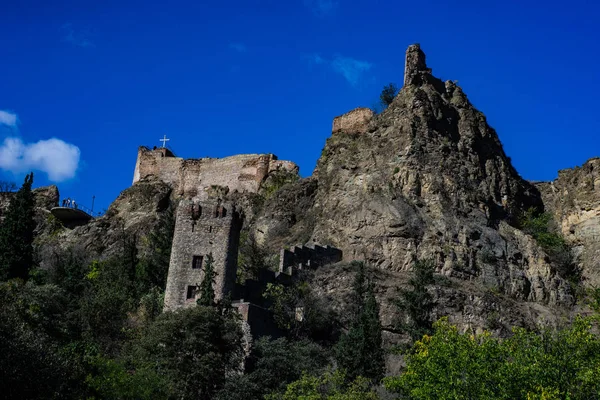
<box><xmin>160</xmin><ymin>134</ymin><xmax>170</xmax><ymax>148</ymax></box>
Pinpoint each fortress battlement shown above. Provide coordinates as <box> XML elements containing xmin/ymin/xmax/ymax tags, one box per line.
<box><xmin>279</xmin><ymin>244</ymin><xmax>343</xmax><ymax>275</ymax></box>
<box><xmin>133</xmin><ymin>146</ymin><xmax>298</xmax><ymax>199</ymax></box>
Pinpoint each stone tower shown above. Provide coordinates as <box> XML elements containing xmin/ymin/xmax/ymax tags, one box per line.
<box><xmin>163</xmin><ymin>199</ymin><xmax>243</xmax><ymax>311</ymax></box>
<box><xmin>403</xmin><ymin>43</ymin><xmax>431</xmax><ymax>86</ymax></box>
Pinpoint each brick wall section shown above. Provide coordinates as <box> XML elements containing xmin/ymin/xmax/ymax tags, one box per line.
<box><xmin>132</xmin><ymin>147</ymin><xmax>299</xmax><ymax>198</ymax></box>
<box><xmin>279</xmin><ymin>244</ymin><xmax>343</xmax><ymax>275</ymax></box>
<box><xmin>331</xmin><ymin>108</ymin><xmax>374</xmax><ymax>134</ymax></box>
<box><xmin>163</xmin><ymin>199</ymin><xmax>243</xmax><ymax>311</ymax></box>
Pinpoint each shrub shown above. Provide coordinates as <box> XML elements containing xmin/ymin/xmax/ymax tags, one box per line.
<box><xmin>520</xmin><ymin>208</ymin><xmax>579</xmax><ymax>282</ymax></box>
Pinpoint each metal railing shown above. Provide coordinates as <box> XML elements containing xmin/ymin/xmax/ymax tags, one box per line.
<box><xmin>59</xmin><ymin>202</ymin><xmax>104</xmax><ymax>218</ymax></box>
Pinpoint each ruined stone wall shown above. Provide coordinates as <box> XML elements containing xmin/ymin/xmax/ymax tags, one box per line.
<box><xmin>279</xmin><ymin>244</ymin><xmax>342</xmax><ymax>275</ymax></box>
<box><xmin>133</xmin><ymin>147</ymin><xmax>299</xmax><ymax>198</ymax></box>
<box><xmin>404</xmin><ymin>43</ymin><xmax>431</xmax><ymax>86</ymax></box>
<box><xmin>332</xmin><ymin>108</ymin><xmax>373</xmax><ymax>134</ymax></box>
<box><xmin>233</xmin><ymin>301</ymin><xmax>282</xmax><ymax>339</ymax></box>
<box><xmin>163</xmin><ymin>200</ymin><xmax>243</xmax><ymax>311</ymax></box>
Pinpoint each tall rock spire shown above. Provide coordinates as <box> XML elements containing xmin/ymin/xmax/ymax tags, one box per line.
<box><xmin>403</xmin><ymin>43</ymin><xmax>431</xmax><ymax>86</ymax></box>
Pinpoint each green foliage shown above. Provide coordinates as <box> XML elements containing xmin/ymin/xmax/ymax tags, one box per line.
<box><xmin>267</xmin><ymin>370</ymin><xmax>379</xmax><ymax>400</ymax></box>
<box><xmin>589</xmin><ymin>286</ymin><xmax>600</xmax><ymax>313</ymax></box>
<box><xmin>0</xmin><ymin>173</ymin><xmax>35</xmax><ymax>281</ymax></box>
<box><xmin>264</xmin><ymin>280</ymin><xmax>339</xmax><ymax>343</ymax></box>
<box><xmin>79</xmin><ymin>257</ymin><xmax>137</xmax><ymax>350</ymax></box>
<box><xmin>379</xmin><ymin>82</ymin><xmax>399</xmax><ymax>108</ymax></box>
<box><xmin>198</xmin><ymin>253</ymin><xmax>216</xmax><ymax>306</ymax></box>
<box><xmin>237</xmin><ymin>230</ymin><xmax>270</xmax><ymax>282</ymax></box>
<box><xmin>135</xmin><ymin>206</ymin><xmax>175</xmax><ymax>294</ymax></box>
<box><xmin>520</xmin><ymin>208</ymin><xmax>578</xmax><ymax>281</ymax></box>
<box><xmin>334</xmin><ymin>262</ymin><xmax>385</xmax><ymax>383</ymax></box>
<box><xmin>217</xmin><ymin>336</ymin><xmax>330</xmax><ymax>400</ymax></box>
<box><xmin>262</xmin><ymin>170</ymin><xmax>299</xmax><ymax>199</ymax></box>
<box><xmin>85</xmin><ymin>354</ymin><xmax>169</xmax><ymax>400</ymax></box>
<box><xmin>0</xmin><ymin>280</ymin><xmax>87</xmax><ymax>399</ymax></box>
<box><xmin>384</xmin><ymin>316</ymin><xmax>600</xmax><ymax>399</ymax></box>
<box><xmin>130</xmin><ymin>304</ymin><xmax>244</xmax><ymax>400</ymax></box>
<box><xmin>395</xmin><ymin>259</ymin><xmax>436</xmax><ymax>340</ymax></box>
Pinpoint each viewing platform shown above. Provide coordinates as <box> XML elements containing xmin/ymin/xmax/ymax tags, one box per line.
<box><xmin>50</xmin><ymin>203</ymin><xmax>99</xmax><ymax>226</ymax></box>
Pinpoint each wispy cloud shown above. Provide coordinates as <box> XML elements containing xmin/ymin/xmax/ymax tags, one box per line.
<box><xmin>0</xmin><ymin>110</ymin><xmax>18</xmax><ymax>128</ymax></box>
<box><xmin>331</xmin><ymin>55</ymin><xmax>373</xmax><ymax>86</ymax></box>
<box><xmin>304</xmin><ymin>0</ymin><xmax>339</xmax><ymax>17</ymax></box>
<box><xmin>229</xmin><ymin>42</ymin><xmax>247</xmax><ymax>53</ymax></box>
<box><xmin>0</xmin><ymin>137</ymin><xmax>81</xmax><ymax>182</ymax></box>
<box><xmin>307</xmin><ymin>53</ymin><xmax>373</xmax><ymax>86</ymax></box>
<box><xmin>61</xmin><ymin>23</ymin><xmax>94</xmax><ymax>48</ymax></box>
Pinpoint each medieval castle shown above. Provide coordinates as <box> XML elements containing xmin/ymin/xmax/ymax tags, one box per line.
<box><xmin>132</xmin><ymin>144</ymin><xmax>342</xmax><ymax>337</ymax></box>
<box><xmin>133</xmin><ymin>44</ymin><xmax>434</xmax><ymax>335</ymax></box>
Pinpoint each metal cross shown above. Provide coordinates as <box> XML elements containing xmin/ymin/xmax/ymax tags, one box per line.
<box><xmin>160</xmin><ymin>134</ymin><xmax>170</xmax><ymax>148</ymax></box>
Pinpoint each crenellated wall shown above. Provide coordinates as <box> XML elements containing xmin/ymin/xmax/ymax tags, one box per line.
<box><xmin>279</xmin><ymin>244</ymin><xmax>343</xmax><ymax>275</ymax></box>
<box><xmin>132</xmin><ymin>147</ymin><xmax>299</xmax><ymax>199</ymax></box>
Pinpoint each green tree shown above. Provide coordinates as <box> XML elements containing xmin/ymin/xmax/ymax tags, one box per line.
<box><xmin>136</xmin><ymin>206</ymin><xmax>175</xmax><ymax>294</ymax></box>
<box><xmin>0</xmin><ymin>173</ymin><xmax>35</xmax><ymax>281</ymax></box>
<box><xmin>396</xmin><ymin>259</ymin><xmax>436</xmax><ymax>340</ymax></box>
<box><xmin>384</xmin><ymin>317</ymin><xmax>600</xmax><ymax>400</ymax></box>
<box><xmin>198</xmin><ymin>253</ymin><xmax>216</xmax><ymax>306</ymax></box>
<box><xmin>379</xmin><ymin>83</ymin><xmax>399</xmax><ymax>108</ymax></box>
<box><xmin>130</xmin><ymin>305</ymin><xmax>244</xmax><ymax>400</ymax></box>
<box><xmin>217</xmin><ymin>336</ymin><xmax>330</xmax><ymax>400</ymax></box>
<box><xmin>520</xmin><ymin>208</ymin><xmax>578</xmax><ymax>282</ymax></box>
<box><xmin>334</xmin><ymin>262</ymin><xmax>385</xmax><ymax>383</ymax></box>
<box><xmin>0</xmin><ymin>280</ymin><xmax>87</xmax><ymax>399</ymax></box>
<box><xmin>267</xmin><ymin>370</ymin><xmax>379</xmax><ymax>400</ymax></box>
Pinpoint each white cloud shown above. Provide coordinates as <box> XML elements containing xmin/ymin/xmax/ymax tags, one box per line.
<box><xmin>306</xmin><ymin>53</ymin><xmax>373</xmax><ymax>86</ymax></box>
<box><xmin>0</xmin><ymin>110</ymin><xmax>18</xmax><ymax>127</ymax></box>
<box><xmin>331</xmin><ymin>55</ymin><xmax>373</xmax><ymax>86</ymax></box>
<box><xmin>0</xmin><ymin>137</ymin><xmax>81</xmax><ymax>182</ymax></box>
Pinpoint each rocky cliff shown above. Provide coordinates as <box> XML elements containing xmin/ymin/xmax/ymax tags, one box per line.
<box><xmin>536</xmin><ymin>158</ymin><xmax>600</xmax><ymax>287</ymax></box>
<box><xmin>255</xmin><ymin>44</ymin><xmax>572</xmax><ymax>308</ymax></box>
<box><xmin>22</xmin><ymin>44</ymin><xmax>599</xmax><ymax>375</ymax></box>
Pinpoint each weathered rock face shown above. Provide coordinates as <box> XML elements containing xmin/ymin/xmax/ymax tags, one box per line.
<box><xmin>536</xmin><ymin>158</ymin><xmax>600</xmax><ymax>286</ymax></box>
<box><xmin>309</xmin><ymin>44</ymin><xmax>571</xmax><ymax>306</ymax></box>
<box><xmin>252</xmin><ymin>44</ymin><xmax>573</xmax><ymax>309</ymax></box>
<box><xmin>35</xmin><ymin>177</ymin><xmax>173</xmax><ymax>269</ymax></box>
<box><xmin>32</xmin><ymin>185</ymin><xmax>59</xmax><ymax>210</ymax></box>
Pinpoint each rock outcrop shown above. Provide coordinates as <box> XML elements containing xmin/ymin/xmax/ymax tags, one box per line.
<box><xmin>256</xmin><ymin>44</ymin><xmax>572</xmax><ymax>308</ymax></box>
<box><xmin>537</xmin><ymin>158</ymin><xmax>600</xmax><ymax>286</ymax></box>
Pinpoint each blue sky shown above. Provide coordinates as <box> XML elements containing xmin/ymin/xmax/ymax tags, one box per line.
<box><xmin>1</xmin><ymin>0</ymin><xmax>599</xmax><ymax>212</ymax></box>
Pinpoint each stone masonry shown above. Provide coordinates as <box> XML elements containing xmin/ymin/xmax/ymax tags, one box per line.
<box><xmin>279</xmin><ymin>244</ymin><xmax>342</xmax><ymax>275</ymax></box>
<box><xmin>132</xmin><ymin>146</ymin><xmax>298</xmax><ymax>199</ymax></box>
<box><xmin>332</xmin><ymin>107</ymin><xmax>374</xmax><ymax>135</ymax></box>
<box><xmin>163</xmin><ymin>199</ymin><xmax>243</xmax><ymax>311</ymax></box>
<box><xmin>403</xmin><ymin>43</ymin><xmax>431</xmax><ymax>86</ymax></box>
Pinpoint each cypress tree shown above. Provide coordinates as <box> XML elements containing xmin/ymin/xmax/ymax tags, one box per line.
<box><xmin>0</xmin><ymin>173</ymin><xmax>35</xmax><ymax>281</ymax></box>
<box><xmin>334</xmin><ymin>262</ymin><xmax>385</xmax><ymax>382</ymax></box>
<box><xmin>197</xmin><ymin>253</ymin><xmax>216</xmax><ymax>306</ymax></box>
<box><xmin>396</xmin><ymin>259</ymin><xmax>435</xmax><ymax>340</ymax></box>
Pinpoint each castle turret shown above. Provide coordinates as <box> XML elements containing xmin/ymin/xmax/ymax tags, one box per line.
<box><xmin>164</xmin><ymin>199</ymin><xmax>243</xmax><ymax>311</ymax></box>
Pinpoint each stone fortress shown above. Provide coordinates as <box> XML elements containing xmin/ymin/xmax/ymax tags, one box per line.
<box><xmin>133</xmin><ymin>146</ymin><xmax>342</xmax><ymax>336</ymax></box>
<box><xmin>141</xmin><ymin>44</ymin><xmax>442</xmax><ymax>336</ymax></box>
